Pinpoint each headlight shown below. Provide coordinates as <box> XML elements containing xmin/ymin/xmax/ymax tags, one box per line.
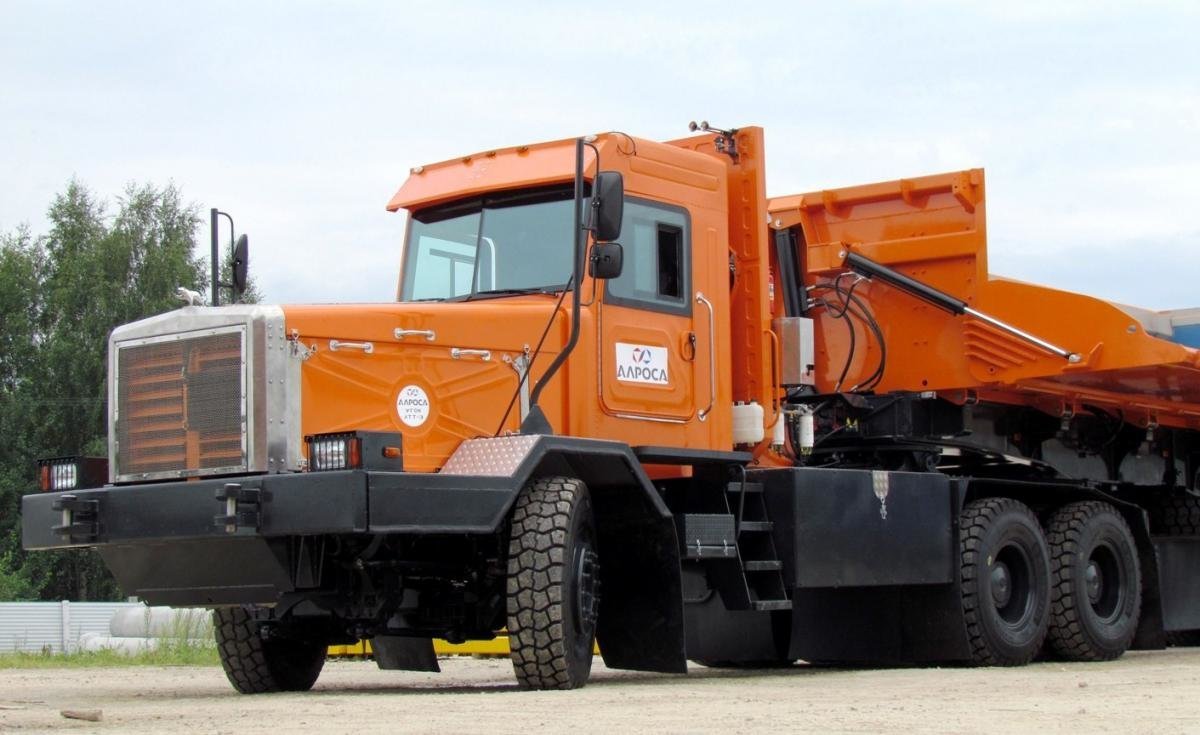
<box><xmin>37</xmin><ymin>457</ymin><xmax>107</xmax><ymax>491</ymax></box>
<box><xmin>307</xmin><ymin>433</ymin><xmax>359</xmax><ymax>471</ymax></box>
<box><xmin>304</xmin><ymin>431</ymin><xmax>404</xmax><ymax>472</ymax></box>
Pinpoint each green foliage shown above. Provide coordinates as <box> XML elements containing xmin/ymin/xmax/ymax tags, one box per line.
<box><xmin>0</xmin><ymin>180</ymin><xmax>212</xmax><ymax>601</ymax></box>
<box><xmin>0</xmin><ymin>552</ymin><xmax>33</xmax><ymax>600</ymax></box>
<box><xmin>0</xmin><ymin>647</ymin><xmax>220</xmax><ymax>668</ymax></box>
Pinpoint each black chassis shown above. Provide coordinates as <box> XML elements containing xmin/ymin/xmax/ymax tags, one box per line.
<box><xmin>22</xmin><ymin>435</ymin><xmax>687</xmax><ymax>674</ymax></box>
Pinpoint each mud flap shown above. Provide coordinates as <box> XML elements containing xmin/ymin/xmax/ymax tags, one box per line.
<box><xmin>371</xmin><ymin>636</ymin><xmax>440</xmax><ymax>672</ymax></box>
<box><xmin>594</xmin><ymin>513</ymin><xmax>687</xmax><ymax>674</ymax></box>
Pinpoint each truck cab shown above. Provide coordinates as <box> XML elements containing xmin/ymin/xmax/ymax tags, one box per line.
<box><xmin>282</xmin><ymin>129</ymin><xmax>772</xmax><ymax>472</ymax></box>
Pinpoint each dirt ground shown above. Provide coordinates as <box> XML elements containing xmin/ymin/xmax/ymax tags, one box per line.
<box><xmin>1</xmin><ymin>649</ymin><xmax>1199</xmax><ymax>734</ymax></box>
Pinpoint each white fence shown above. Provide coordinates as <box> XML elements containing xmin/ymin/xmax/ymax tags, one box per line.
<box><xmin>0</xmin><ymin>601</ymin><xmax>144</xmax><ymax>654</ymax></box>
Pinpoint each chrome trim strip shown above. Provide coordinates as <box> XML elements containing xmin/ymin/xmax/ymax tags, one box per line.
<box><xmin>610</xmin><ymin>411</ymin><xmax>689</xmax><ymax>424</ymax></box>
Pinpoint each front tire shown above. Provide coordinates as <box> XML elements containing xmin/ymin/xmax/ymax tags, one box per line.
<box><xmin>1046</xmin><ymin>501</ymin><xmax>1141</xmax><ymax>661</ymax></box>
<box><xmin>959</xmin><ymin>498</ymin><xmax>1051</xmax><ymax>666</ymax></box>
<box><xmin>213</xmin><ymin>607</ymin><xmax>326</xmax><ymax>694</ymax></box>
<box><xmin>506</xmin><ymin>476</ymin><xmax>600</xmax><ymax>690</ymax></box>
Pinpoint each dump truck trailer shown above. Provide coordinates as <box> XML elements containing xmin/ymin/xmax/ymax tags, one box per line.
<box><xmin>22</xmin><ymin>123</ymin><xmax>1200</xmax><ymax>692</ymax></box>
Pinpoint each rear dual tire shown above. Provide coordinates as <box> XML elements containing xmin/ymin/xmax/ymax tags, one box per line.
<box><xmin>959</xmin><ymin>498</ymin><xmax>1141</xmax><ymax>666</ymax></box>
<box><xmin>1045</xmin><ymin>502</ymin><xmax>1141</xmax><ymax>661</ymax></box>
<box><xmin>960</xmin><ymin>498</ymin><xmax>1051</xmax><ymax>665</ymax></box>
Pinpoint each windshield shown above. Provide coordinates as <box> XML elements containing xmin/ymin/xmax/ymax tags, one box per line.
<box><xmin>399</xmin><ymin>186</ymin><xmax>577</xmax><ymax>301</ymax></box>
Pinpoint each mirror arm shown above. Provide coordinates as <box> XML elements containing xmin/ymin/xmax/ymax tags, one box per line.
<box><xmin>524</xmin><ymin>137</ymin><xmax>587</xmax><ymax>430</ymax></box>
<box><xmin>210</xmin><ymin>209</ymin><xmax>237</xmax><ymax>306</ymax></box>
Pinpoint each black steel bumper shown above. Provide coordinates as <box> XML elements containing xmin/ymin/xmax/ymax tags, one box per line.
<box><xmin>22</xmin><ymin>469</ymin><xmax>524</xmax><ymax>551</ymax></box>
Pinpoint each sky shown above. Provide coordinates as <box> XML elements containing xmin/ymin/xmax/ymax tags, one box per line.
<box><xmin>2</xmin><ymin>1</ymin><xmax>1198</xmax><ymax>309</ymax></box>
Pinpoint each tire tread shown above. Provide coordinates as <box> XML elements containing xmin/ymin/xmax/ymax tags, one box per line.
<box><xmin>506</xmin><ymin>476</ymin><xmax>593</xmax><ymax>690</ymax></box>
<box><xmin>213</xmin><ymin>607</ymin><xmax>325</xmax><ymax>694</ymax></box>
<box><xmin>959</xmin><ymin>497</ymin><xmax>1049</xmax><ymax>666</ymax></box>
<box><xmin>1045</xmin><ymin>501</ymin><xmax>1140</xmax><ymax>661</ymax></box>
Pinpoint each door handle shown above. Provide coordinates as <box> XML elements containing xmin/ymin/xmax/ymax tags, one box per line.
<box><xmin>695</xmin><ymin>293</ymin><xmax>716</xmax><ymax>422</ymax></box>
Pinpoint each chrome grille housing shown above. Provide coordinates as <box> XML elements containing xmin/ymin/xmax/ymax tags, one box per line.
<box><xmin>108</xmin><ymin>305</ymin><xmax>300</xmax><ymax>483</ymax></box>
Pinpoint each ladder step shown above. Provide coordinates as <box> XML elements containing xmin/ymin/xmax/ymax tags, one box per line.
<box><xmin>752</xmin><ymin>599</ymin><xmax>793</xmax><ymax>612</ymax></box>
<box><xmin>739</xmin><ymin>521</ymin><xmax>774</xmax><ymax>533</ymax></box>
<box><xmin>726</xmin><ymin>482</ymin><xmax>764</xmax><ymax>494</ymax></box>
<box><xmin>743</xmin><ymin>560</ymin><xmax>782</xmax><ymax>572</ymax></box>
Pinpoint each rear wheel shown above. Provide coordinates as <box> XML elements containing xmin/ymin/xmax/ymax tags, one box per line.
<box><xmin>213</xmin><ymin>607</ymin><xmax>326</xmax><ymax>694</ymax></box>
<box><xmin>1150</xmin><ymin>491</ymin><xmax>1200</xmax><ymax>536</ymax></box>
<box><xmin>959</xmin><ymin>498</ymin><xmax>1051</xmax><ymax>665</ymax></box>
<box><xmin>1046</xmin><ymin>501</ymin><xmax>1141</xmax><ymax>661</ymax></box>
<box><xmin>506</xmin><ymin>476</ymin><xmax>600</xmax><ymax>690</ymax></box>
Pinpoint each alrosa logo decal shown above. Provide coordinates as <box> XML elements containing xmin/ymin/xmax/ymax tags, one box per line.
<box><xmin>616</xmin><ymin>343</ymin><xmax>669</xmax><ymax>385</ymax></box>
<box><xmin>396</xmin><ymin>384</ymin><xmax>431</xmax><ymax>427</ymax></box>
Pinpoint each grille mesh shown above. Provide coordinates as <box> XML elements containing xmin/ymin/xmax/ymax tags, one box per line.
<box><xmin>116</xmin><ymin>331</ymin><xmax>245</xmax><ymax>478</ymax></box>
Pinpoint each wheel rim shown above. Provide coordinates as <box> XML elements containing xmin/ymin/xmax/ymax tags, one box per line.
<box><xmin>991</xmin><ymin>561</ymin><xmax>1013</xmax><ymax>608</ymax></box>
<box><xmin>1086</xmin><ymin>541</ymin><xmax>1125</xmax><ymax>622</ymax></box>
<box><xmin>570</xmin><ymin>533</ymin><xmax>600</xmax><ymax>651</ymax></box>
<box><xmin>573</xmin><ymin>544</ymin><xmax>600</xmax><ymax>632</ymax></box>
<box><xmin>991</xmin><ymin>544</ymin><xmax>1034</xmax><ymax>626</ymax></box>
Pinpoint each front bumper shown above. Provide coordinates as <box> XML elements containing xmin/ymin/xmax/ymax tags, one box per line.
<box><xmin>21</xmin><ymin>470</ymin><xmax>525</xmax><ymax>606</ymax></box>
<box><xmin>22</xmin><ymin>469</ymin><xmax>523</xmax><ymax>551</ymax></box>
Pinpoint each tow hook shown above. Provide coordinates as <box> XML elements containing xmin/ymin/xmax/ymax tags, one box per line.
<box><xmin>214</xmin><ymin>483</ymin><xmax>263</xmax><ymax>534</ymax></box>
<box><xmin>51</xmin><ymin>494</ymin><xmax>100</xmax><ymax>542</ymax></box>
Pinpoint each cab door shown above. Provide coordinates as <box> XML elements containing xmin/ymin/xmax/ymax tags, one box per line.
<box><xmin>597</xmin><ymin>198</ymin><xmax>699</xmax><ymax>425</ymax></box>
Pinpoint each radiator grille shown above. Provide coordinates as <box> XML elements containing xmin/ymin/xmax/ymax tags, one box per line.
<box><xmin>115</xmin><ymin>330</ymin><xmax>245</xmax><ymax>479</ymax></box>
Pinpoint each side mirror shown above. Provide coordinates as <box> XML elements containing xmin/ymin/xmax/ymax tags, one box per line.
<box><xmin>232</xmin><ymin>234</ymin><xmax>249</xmax><ymax>296</ymax></box>
<box><xmin>589</xmin><ymin>241</ymin><xmax>623</xmax><ymax>280</ymax></box>
<box><xmin>590</xmin><ymin>171</ymin><xmax>624</xmax><ymax>243</ymax></box>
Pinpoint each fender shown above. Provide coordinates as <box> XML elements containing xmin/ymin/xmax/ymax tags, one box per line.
<box><xmin>434</xmin><ymin>434</ymin><xmax>687</xmax><ymax>674</ymax></box>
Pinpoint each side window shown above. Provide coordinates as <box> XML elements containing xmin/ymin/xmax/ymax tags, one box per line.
<box><xmin>605</xmin><ymin>200</ymin><xmax>690</xmax><ymax>315</ymax></box>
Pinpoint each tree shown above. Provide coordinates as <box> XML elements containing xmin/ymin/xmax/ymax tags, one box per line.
<box><xmin>0</xmin><ymin>228</ymin><xmax>44</xmax><ymax>599</ymax></box>
<box><xmin>0</xmin><ymin>180</ymin><xmax>212</xmax><ymax>601</ymax></box>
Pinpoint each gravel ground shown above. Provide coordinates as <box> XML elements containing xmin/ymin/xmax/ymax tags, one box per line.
<box><xmin>1</xmin><ymin>649</ymin><xmax>1199</xmax><ymax>733</ymax></box>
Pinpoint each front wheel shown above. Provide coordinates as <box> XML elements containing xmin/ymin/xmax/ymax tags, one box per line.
<box><xmin>213</xmin><ymin>607</ymin><xmax>326</xmax><ymax>694</ymax></box>
<box><xmin>506</xmin><ymin>476</ymin><xmax>600</xmax><ymax>690</ymax></box>
<box><xmin>959</xmin><ymin>498</ymin><xmax>1051</xmax><ymax>666</ymax></box>
<box><xmin>1046</xmin><ymin>501</ymin><xmax>1141</xmax><ymax>661</ymax></box>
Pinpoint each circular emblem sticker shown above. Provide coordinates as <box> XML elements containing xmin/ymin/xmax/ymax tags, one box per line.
<box><xmin>396</xmin><ymin>385</ymin><xmax>431</xmax><ymax>427</ymax></box>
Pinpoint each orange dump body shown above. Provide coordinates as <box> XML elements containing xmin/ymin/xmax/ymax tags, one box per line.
<box><xmin>769</xmin><ymin>171</ymin><xmax>1200</xmax><ymax>430</ymax></box>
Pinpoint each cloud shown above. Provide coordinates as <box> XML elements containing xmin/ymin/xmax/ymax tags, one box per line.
<box><xmin>1</xmin><ymin>2</ymin><xmax>1197</xmax><ymax>309</ymax></box>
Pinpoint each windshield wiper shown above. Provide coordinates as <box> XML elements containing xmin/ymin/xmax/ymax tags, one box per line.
<box><xmin>465</xmin><ymin>286</ymin><xmax>564</xmax><ymax>301</ymax></box>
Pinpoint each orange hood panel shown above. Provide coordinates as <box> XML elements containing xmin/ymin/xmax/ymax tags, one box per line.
<box><xmin>283</xmin><ymin>300</ymin><xmax>566</xmax><ymax>471</ymax></box>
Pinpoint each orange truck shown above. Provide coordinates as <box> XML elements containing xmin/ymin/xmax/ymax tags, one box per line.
<box><xmin>23</xmin><ymin>123</ymin><xmax>1200</xmax><ymax>692</ymax></box>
